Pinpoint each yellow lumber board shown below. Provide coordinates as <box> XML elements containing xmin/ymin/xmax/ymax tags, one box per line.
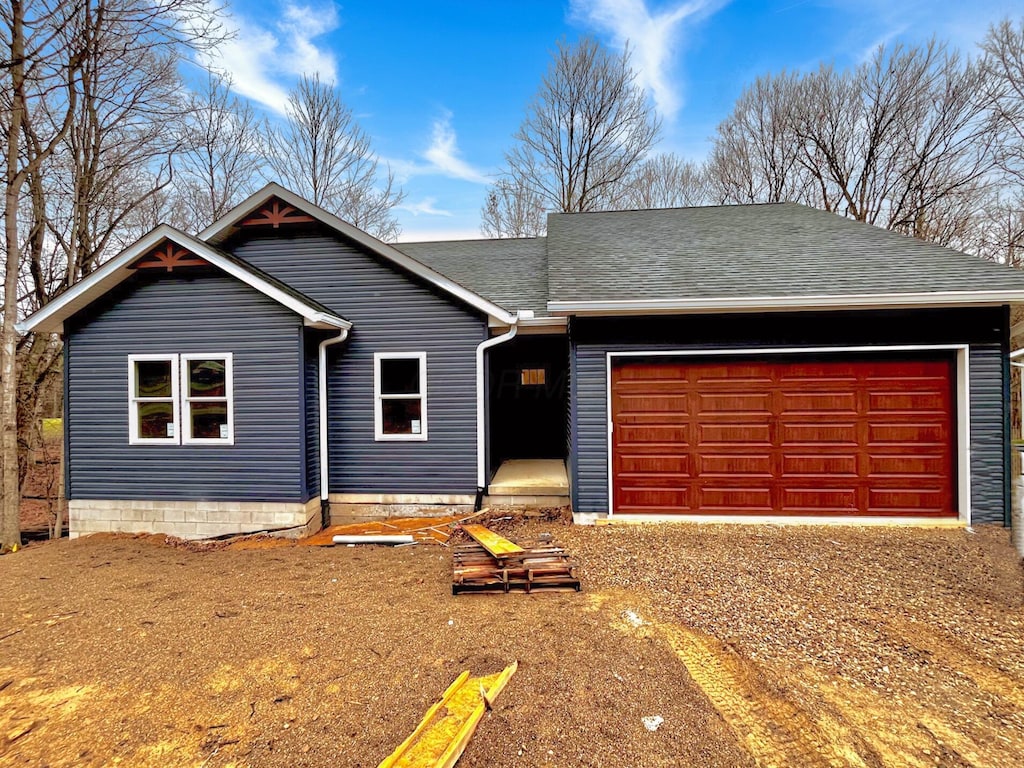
<box><xmin>437</xmin><ymin>662</ymin><xmax>518</xmax><ymax>768</ymax></box>
<box><xmin>461</xmin><ymin>524</ymin><xmax>524</xmax><ymax>559</ymax></box>
<box><xmin>378</xmin><ymin>671</ymin><xmax>471</xmax><ymax>768</ymax></box>
<box><xmin>377</xmin><ymin>663</ymin><xmax>518</xmax><ymax>768</ymax></box>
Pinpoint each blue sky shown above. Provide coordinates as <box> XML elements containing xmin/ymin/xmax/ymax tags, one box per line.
<box><xmin>207</xmin><ymin>0</ymin><xmax>1024</xmax><ymax>241</ymax></box>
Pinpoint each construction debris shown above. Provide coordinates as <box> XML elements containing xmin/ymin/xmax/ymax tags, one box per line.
<box><xmin>452</xmin><ymin>526</ymin><xmax>580</xmax><ymax>595</ymax></box>
<box><xmin>303</xmin><ymin>515</ymin><xmax>472</xmax><ymax>547</ymax></box>
<box><xmin>378</xmin><ymin>662</ymin><xmax>518</xmax><ymax>768</ymax></box>
<box><xmin>331</xmin><ymin>534</ymin><xmax>415</xmax><ymax>545</ymax></box>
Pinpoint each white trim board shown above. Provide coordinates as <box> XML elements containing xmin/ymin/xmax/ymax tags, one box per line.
<box><xmin>200</xmin><ymin>183</ymin><xmax>517</xmax><ymax>326</ymax></box>
<box><xmin>18</xmin><ymin>225</ymin><xmax>352</xmax><ymax>335</ymax></box>
<box><xmin>550</xmin><ymin>292</ymin><xmax>1024</xmax><ymax>316</ymax></box>
<box><xmin>603</xmin><ymin>344</ymin><xmax>972</xmax><ymax>525</ymax></box>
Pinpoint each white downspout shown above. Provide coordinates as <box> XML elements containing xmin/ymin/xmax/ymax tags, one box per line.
<box><xmin>476</xmin><ymin>312</ymin><xmax>529</xmax><ymax>496</ymax></box>
<box><xmin>319</xmin><ymin>328</ymin><xmax>349</xmax><ymax>514</ymax></box>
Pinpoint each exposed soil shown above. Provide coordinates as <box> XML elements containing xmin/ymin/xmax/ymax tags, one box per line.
<box><xmin>1</xmin><ymin>519</ymin><xmax>1022</xmax><ymax>767</ymax></box>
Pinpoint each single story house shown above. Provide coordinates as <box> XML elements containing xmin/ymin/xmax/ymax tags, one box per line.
<box><xmin>19</xmin><ymin>183</ymin><xmax>1024</xmax><ymax>539</ymax></box>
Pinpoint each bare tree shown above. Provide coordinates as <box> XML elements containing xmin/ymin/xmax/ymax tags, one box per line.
<box><xmin>481</xmin><ymin>176</ymin><xmax>546</xmax><ymax>238</ymax></box>
<box><xmin>483</xmin><ymin>37</ymin><xmax>659</xmax><ymax>235</ymax></box>
<box><xmin>1</xmin><ymin>0</ymin><xmax>82</xmax><ymax>552</ymax></box>
<box><xmin>1</xmin><ymin>0</ymin><xmax>223</xmax><ymax>552</ymax></box>
<box><xmin>621</xmin><ymin>153</ymin><xmax>711</xmax><ymax>209</ymax></box>
<box><xmin>979</xmin><ymin>18</ymin><xmax>1024</xmax><ymax>274</ymax></box>
<box><xmin>706</xmin><ymin>72</ymin><xmax>814</xmax><ymax>206</ymax></box>
<box><xmin>266</xmin><ymin>74</ymin><xmax>404</xmax><ymax>242</ymax></box>
<box><xmin>173</xmin><ymin>70</ymin><xmax>264</xmax><ymax>231</ymax></box>
<box><xmin>704</xmin><ymin>41</ymin><xmax>998</xmax><ymax>250</ymax></box>
<box><xmin>793</xmin><ymin>42</ymin><xmax>996</xmax><ymax>238</ymax></box>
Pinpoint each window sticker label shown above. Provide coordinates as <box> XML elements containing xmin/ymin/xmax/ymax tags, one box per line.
<box><xmin>166</xmin><ymin>423</ymin><xmax>175</xmax><ymax>437</ymax></box>
<box><xmin>411</xmin><ymin>419</ymin><xmax>421</xmax><ymax>434</ymax></box>
<box><xmin>220</xmin><ymin>424</ymin><xmax>229</xmax><ymax>439</ymax></box>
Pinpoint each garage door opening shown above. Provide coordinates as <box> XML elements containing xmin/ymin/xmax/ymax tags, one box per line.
<box><xmin>610</xmin><ymin>353</ymin><xmax>958</xmax><ymax>518</ymax></box>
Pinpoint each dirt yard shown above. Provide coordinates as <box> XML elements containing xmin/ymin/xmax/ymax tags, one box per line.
<box><xmin>1</xmin><ymin>519</ymin><xmax>1022</xmax><ymax>767</ymax></box>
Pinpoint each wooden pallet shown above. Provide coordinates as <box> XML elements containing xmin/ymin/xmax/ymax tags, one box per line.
<box><xmin>452</xmin><ymin>534</ymin><xmax>580</xmax><ymax>595</ymax></box>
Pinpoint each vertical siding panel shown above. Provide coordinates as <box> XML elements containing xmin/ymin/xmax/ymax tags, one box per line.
<box><xmin>228</xmin><ymin>227</ymin><xmax>487</xmax><ymax>495</ymax></box>
<box><xmin>571</xmin><ymin>308</ymin><xmax>1009</xmax><ymax>523</ymax></box>
<box><xmin>66</xmin><ymin>270</ymin><xmax>304</xmax><ymax>502</ymax></box>
<box><xmin>969</xmin><ymin>342</ymin><xmax>1006</xmax><ymax>523</ymax></box>
<box><xmin>304</xmin><ymin>335</ymin><xmax>321</xmax><ymax>498</ymax></box>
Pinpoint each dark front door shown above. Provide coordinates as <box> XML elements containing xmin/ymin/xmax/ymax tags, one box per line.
<box><xmin>489</xmin><ymin>336</ymin><xmax>569</xmax><ymax>467</ymax></box>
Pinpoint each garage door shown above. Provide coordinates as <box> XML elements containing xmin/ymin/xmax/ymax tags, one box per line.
<box><xmin>610</xmin><ymin>357</ymin><xmax>956</xmax><ymax>517</ymax></box>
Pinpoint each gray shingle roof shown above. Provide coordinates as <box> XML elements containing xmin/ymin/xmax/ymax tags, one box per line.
<box><xmin>398</xmin><ymin>237</ymin><xmax>550</xmax><ymax>317</ymax></box>
<box><xmin>546</xmin><ymin>202</ymin><xmax>1024</xmax><ymax>304</ymax></box>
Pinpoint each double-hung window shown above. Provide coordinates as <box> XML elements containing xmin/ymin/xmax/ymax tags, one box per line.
<box><xmin>374</xmin><ymin>352</ymin><xmax>427</xmax><ymax>441</ymax></box>
<box><xmin>128</xmin><ymin>354</ymin><xmax>233</xmax><ymax>445</ymax></box>
<box><xmin>181</xmin><ymin>355</ymin><xmax>233</xmax><ymax>443</ymax></box>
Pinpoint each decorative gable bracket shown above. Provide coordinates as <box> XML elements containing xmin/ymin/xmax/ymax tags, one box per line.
<box><xmin>130</xmin><ymin>241</ymin><xmax>208</xmax><ymax>272</ymax></box>
<box><xmin>239</xmin><ymin>198</ymin><xmax>316</xmax><ymax>229</ymax></box>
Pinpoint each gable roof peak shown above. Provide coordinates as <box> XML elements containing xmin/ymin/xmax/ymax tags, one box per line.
<box><xmin>200</xmin><ymin>183</ymin><xmax>517</xmax><ymax>325</ymax></box>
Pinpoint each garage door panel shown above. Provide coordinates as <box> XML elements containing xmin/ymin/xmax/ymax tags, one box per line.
<box><xmin>780</xmin><ymin>422</ymin><xmax>859</xmax><ymax>444</ymax></box>
<box><xmin>617</xmin><ymin>487</ymin><xmax>691</xmax><ymax>511</ymax></box>
<box><xmin>868</xmin><ymin>423</ymin><xmax>948</xmax><ymax>444</ymax></box>
<box><xmin>698</xmin><ymin>486</ymin><xmax>773</xmax><ymax>510</ymax></box>
<box><xmin>616</xmin><ymin>394</ymin><xmax>690</xmax><ymax>413</ymax></box>
<box><xmin>780</xmin><ymin>487</ymin><xmax>858</xmax><ymax>513</ymax></box>
<box><xmin>618</xmin><ymin>454</ymin><xmax>690</xmax><ymax>474</ymax></box>
<box><xmin>781</xmin><ymin>454</ymin><xmax>859</xmax><ymax>476</ymax></box>
<box><xmin>867</xmin><ymin>454</ymin><xmax>948</xmax><ymax>477</ymax></box>
<box><xmin>781</xmin><ymin>391</ymin><xmax>858</xmax><ymax>412</ymax></box>
<box><xmin>868</xmin><ymin>391</ymin><xmax>949</xmax><ymax>411</ymax></box>
<box><xmin>699</xmin><ymin>453</ymin><xmax>773</xmax><ymax>477</ymax></box>
<box><xmin>699</xmin><ymin>422</ymin><xmax>772</xmax><ymax>444</ymax></box>
<box><xmin>697</xmin><ymin>392</ymin><xmax>772</xmax><ymax>412</ymax></box>
<box><xmin>617</xmin><ymin>425</ymin><xmax>689</xmax><ymax>443</ymax></box>
<box><xmin>611</xmin><ymin>356</ymin><xmax>955</xmax><ymax>517</ymax></box>
<box><xmin>868</xmin><ymin>488</ymin><xmax>948</xmax><ymax>513</ymax></box>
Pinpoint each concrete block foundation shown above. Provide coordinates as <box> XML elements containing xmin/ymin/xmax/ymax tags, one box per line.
<box><xmin>68</xmin><ymin>498</ymin><xmax>322</xmax><ymax>541</ymax></box>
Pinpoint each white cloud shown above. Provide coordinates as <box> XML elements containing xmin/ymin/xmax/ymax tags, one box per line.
<box><xmin>201</xmin><ymin>2</ymin><xmax>340</xmax><ymax>114</ymax></box>
<box><xmin>385</xmin><ymin>111</ymin><xmax>491</xmax><ymax>185</ymax></box>
<box><xmin>399</xmin><ymin>197</ymin><xmax>454</xmax><ymax>217</ymax></box>
<box><xmin>423</xmin><ymin>112</ymin><xmax>491</xmax><ymax>184</ymax></box>
<box><xmin>571</xmin><ymin>0</ymin><xmax>728</xmax><ymax>119</ymax></box>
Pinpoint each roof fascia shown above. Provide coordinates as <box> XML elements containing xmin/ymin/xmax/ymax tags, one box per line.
<box><xmin>547</xmin><ymin>291</ymin><xmax>1024</xmax><ymax>316</ymax></box>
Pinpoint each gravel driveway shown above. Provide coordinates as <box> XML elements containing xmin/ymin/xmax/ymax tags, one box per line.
<box><xmin>1</xmin><ymin>520</ymin><xmax>1021</xmax><ymax>767</ymax></box>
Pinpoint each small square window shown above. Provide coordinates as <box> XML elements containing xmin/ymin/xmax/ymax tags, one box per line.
<box><xmin>375</xmin><ymin>353</ymin><xmax>427</xmax><ymax>441</ymax></box>
<box><xmin>521</xmin><ymin>368</ymin><xmax>546</xmax><ymax>386</ymax></box>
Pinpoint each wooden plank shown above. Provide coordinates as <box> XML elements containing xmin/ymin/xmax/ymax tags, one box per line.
<box><xmin>378</xmin><ymin>664</ymin><xmax>517</xmax><ymax>768</ymax></box>
<box><xmin>436</xmin><ymin>662</ymin><xmax>518</xmax><ymax>768</ymax></box>
<box><xmin>377</xmin><ymin>671</ymin><xmax>470</xmax><ymax>768</ymax></box>
<box><xmin>460</xmin><ymin>524</ymin><xmax>525</xmax><ymax>559</ymax></box>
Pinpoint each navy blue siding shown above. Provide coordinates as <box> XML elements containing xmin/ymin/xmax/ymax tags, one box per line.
<box><xmin>66</xmin><ymin>269</ymin><xmax>305</xmax><ymax>502</ymax></box>
<box><xmin>228</xmin><ymin>227</ymin><xmax>486</xmax><ymax>495</ymax></box>
<box><xmin>571</xmin><ymin>308</ymin><xmax>1010</xmax><ymax>524</ymax></box>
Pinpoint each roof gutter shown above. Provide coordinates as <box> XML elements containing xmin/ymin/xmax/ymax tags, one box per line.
<box><xmin>547</xmin><ymin>290</ymin><xmax>1024</xmax><ymax>316</ymax></box>
<box><xmin>475</xmin><ymin>311</ymin><xmax>530</xmax><ymax>504</ymax></box>
<box><xmin>319</xmin><ymin>326</ymin><xmax>350</xmax><ymax>526</ymax></box>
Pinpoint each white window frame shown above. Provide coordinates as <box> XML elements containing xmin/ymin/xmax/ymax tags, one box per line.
<box><xmin>181</xmin><ymin>353</ymin><xmax>234</xmax><ymax>445</ymax></box>
<box><xmin>374</xmin><ymin>352</ymin><xmax>428</xmax><ymax>442</ymax></box>
<box><xmin>127</xmin><ymin>353</ymin><xmax>234</xmax><ymax>446</ymax></box>
<box><xmin>128</xmin><ymin>354</ymin><xmax>180</xmax><ymax>445</ymax></box>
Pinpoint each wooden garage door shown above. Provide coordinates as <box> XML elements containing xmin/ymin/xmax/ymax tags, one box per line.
<box><xmin>611</xmin><ymin>357</ymin><xmax>956</xmax><ymax>517</ymax></box>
